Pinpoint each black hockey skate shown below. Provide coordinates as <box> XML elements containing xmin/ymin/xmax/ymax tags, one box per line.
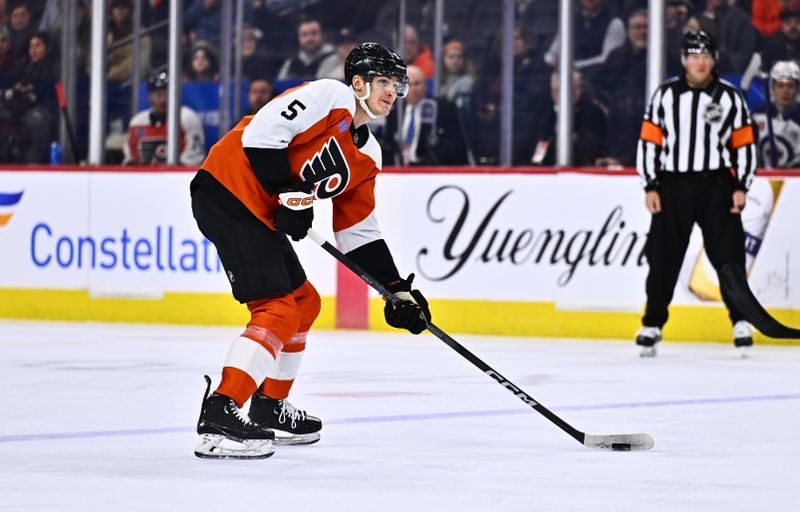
<box><xmin>248</xmin><ymin>392</ymin><xmax>322</xmax><ymax>446</ymax></box>
<box><xmin>195</xmin><ymin>376</ymin><xmax>275</xmax><ymax>459</ymax></box>
<box><xmin>636</xmin><ymin>326</ymin><xmax>662</xmax><ymax>358</ymax></box>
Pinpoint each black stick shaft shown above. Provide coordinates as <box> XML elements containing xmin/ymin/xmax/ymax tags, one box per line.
<box><xmin>60</xmin><ymin>106</ymin><xmax>80</xmax><ymax>163</ymax></box>
<box><xmin>306</xmin><ymin>230</ymin><xmax>586</xmax><ymax>445</ymax></box>
<box><xmin>55</xmin><ymin>82</ymin><xmax>80</xmax><ymax>163</ymax></box>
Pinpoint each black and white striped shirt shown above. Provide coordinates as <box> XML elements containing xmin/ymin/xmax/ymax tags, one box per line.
<box><xmin>636</xmin><ymin>75</ymin><xmax>756</xmax><ymax>190</ymax></box>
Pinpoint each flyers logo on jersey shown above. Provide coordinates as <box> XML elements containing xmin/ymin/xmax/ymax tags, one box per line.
<box><xmin>300</xmin><ymin>137</ymin><xmax>350</xmax><ymax>199</ymax></box>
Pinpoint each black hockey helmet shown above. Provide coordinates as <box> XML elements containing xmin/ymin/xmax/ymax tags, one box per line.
<box><xmin>344</xmin><ymin>42</ymin><xmax>409</xmax><ymax>97</ymax></box>
<box><xmin>681</xmin><ymin>30</ymin><xmax>716</xmax><ymax>59</ymax></box>
<box><xmin>147</xmin><ymin>71</ymin><xmax>169</xmax><ymax>92</ymax></box>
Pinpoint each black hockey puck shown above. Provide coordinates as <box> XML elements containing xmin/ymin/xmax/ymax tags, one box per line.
<box><xmin>611</xmin><ymin>443</ymin><xmax>631</xmax><ymax>451</ymax></box>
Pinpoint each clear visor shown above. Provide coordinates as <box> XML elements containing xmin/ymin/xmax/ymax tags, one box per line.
<box><xmin>369</xmin><ymin>75</ymin><xmax>410</xmax><ymax>98</ymax></box>
<box><xmin>394</xmin><ymin>76</ymin><xmax>410</xmax><ymax>98</ymax></box>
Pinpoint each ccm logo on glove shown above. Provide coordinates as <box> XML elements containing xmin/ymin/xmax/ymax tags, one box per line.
<box><xmin>274</xmin><ymin>185</ymin><xmax>315</xmax><ymax>241</ymax></box>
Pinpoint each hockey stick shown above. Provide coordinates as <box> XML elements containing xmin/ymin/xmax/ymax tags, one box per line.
<box><xmin>55</xmin><ymin>82</ymin><xmax>80</xmax><ymax>163</ymax></box>
<box><xmin>720</xmin><ymin>263</ymin><xmax>800</xmax><ymax>339</ymax></box>
<box><xmin>306</xmin><ymin>229</ymin><xmax>654</xmax><ymax>451</ymax></box>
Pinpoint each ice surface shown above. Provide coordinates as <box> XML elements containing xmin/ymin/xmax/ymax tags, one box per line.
<box><xmin>1</xmin><ymin>320</ymin><xmax>798</xmax><ymax>511</ymax></box>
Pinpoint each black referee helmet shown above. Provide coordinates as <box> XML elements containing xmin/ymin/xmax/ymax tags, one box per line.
<box><xmin>681</xmin><ymin>30</ymin><xmax>717</xmax><ymax>59</ymax></box>
<box><xmin>147</xmin><ymin>71</ymin><xmax>169</xmax><ymax>92</ymax></box>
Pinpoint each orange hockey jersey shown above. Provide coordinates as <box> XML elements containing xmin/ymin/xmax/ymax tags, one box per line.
<box><xmin>200</xmin><ymin>79</ymin><xmax>384</xmax><ymax>253</ymax></box>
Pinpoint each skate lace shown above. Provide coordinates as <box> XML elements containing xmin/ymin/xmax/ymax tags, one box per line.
<box><xmin>230</xmin><ymin>403</ymin><xmax>254</xmax><ymax>426</ymax></box>
<box><xmin>277</xmin><ymin>400</ymin><xmax>307</xmax><ymax>429</ymax></box>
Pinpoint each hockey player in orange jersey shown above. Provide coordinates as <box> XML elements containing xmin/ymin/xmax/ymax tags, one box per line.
<box><xmin>191</xmin><ymin>43</ymin><xmax>431</xmax><ymax>459</ymax></box>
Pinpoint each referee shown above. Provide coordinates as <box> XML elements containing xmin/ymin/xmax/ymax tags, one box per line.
<box><xmin>634</xmin><ymin>30</ymin><xmax>757</xmax><ymax>357</ymax></box>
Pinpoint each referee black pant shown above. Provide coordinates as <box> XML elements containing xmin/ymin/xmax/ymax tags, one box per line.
<box><xmin>643</xmin><ymin>171</ymin><xmax>746</xmax><ymax>328</ymax></box>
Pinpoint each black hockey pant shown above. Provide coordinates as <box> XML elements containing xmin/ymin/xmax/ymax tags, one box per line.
<box><xmin>642</xmin><ymin>171</ymin><xmax>746</xmax><ymax>328</ymax></box>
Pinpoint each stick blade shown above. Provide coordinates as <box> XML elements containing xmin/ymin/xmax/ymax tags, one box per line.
<box><xmin>583</xmin><ymin>433</ymin><xmax>655</xmax><ymax>451</ymax></box>
<box><xmin>720</xmin><ymin>263</ymin><xmax>800</xmax><ymax>339</ymax></box>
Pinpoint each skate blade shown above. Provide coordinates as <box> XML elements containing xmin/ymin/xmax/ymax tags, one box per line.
<box><xmin>194</xmin><ymin>433</ymin><xmax>275</xmax><ymax>459</ymax></box>
<box><xmin>639</xmin><ymin>346</ymin><xmax>657</xmax><ymax>358</ymax></box>
<box><xmin>273</xmin><ymin>431</ymin><xmax>321</xmax><ymax>446</ymax></box>
<box><xmin>737</xmin><ymin>346</ymin><xmax>751</xmax><ymax>359</ymax></box>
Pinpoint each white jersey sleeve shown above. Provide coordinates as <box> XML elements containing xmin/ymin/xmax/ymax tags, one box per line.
<box><xmin>241</xmin><ymin>79</ymin><xmax>356</xmax><ymax>150</ymax></box>
<box><xmin>179</xmin><ymin>106</ymin><xmax>206</xmax><ymax>166</ymax></box>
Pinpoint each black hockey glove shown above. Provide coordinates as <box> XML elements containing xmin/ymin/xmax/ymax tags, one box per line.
<box><xmin>384</xmin><ymin>273</ymin><xmax>431</xmax><ymax>335</ymax></box>
<box><xmin>274</xmin><ymin>183</ymin><xmax>315</xmax><ymax>241</ymax></box>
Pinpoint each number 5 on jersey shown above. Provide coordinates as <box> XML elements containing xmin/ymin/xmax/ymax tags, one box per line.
<box><xmin>281</xmin><ymin>100</ymin><xmax>307</xmax><ymax>120</ymax></box>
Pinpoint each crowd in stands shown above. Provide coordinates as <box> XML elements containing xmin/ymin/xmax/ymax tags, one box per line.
<box><xmin>0</xmin><ymin>0</ymin><xmax>798</xmax><ymax>168</ymax></box>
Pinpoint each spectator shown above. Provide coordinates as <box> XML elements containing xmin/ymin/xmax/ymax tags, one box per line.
<box><xmin>0</xmin><ymin>27</ymin><xmax>21</xmax><ymax>86</ymax></box>
<box><xmin>403</xmin><ymin>24</ymin><xmax>434</xmax><ymax>79</ymax></box>
<box><xmin>527</xmin><ymin>70</ymin><xmax>608</xmax><ymax>167</ymax></box>
<box><xmin>752</xmin><ymin>60</ymin><xmax>800</xmax><ymax>168</ymax></box>
<box><xmin>17</xmin><ymin>0</ymin><xmax>45</xmax><ymax>22</ymax></box>
<box><xmin>370</xmin><ymin>0</ymin><xmax>434</xmax><ymax>49</ymax></box>
<box><xmin>8</xmin><ymin>3</ymin><xmax>36</xmax><ymax>63</ymax></box>
<box><xmin>519</xmin><ymin>0</ymin><xmax>559</xmax><ymax>64</ymax></box>
<box><xmin>697</xmin><ymin>0</ymin><xmax>758</xmax><ymax>74</ymax></box>
<box><xmin>596</xmin><ymin>9</ymin><xmax>648</xmax><ymax>166</ymax></box>
<box><xmin>245</xmin><ymin>77</ymin><xmax>273</xmax><ymax>115</ymax></box>
<box><xmin>249</xmin><ymin>0</ymin><xmax>301</xmax><ymax>67</ymax></box>
<box><xmin>38</xmin><ymin>0</ymin><xmax>63</xmax><ymax>40</ymax></box>
<box><xmin>275</xmin><ymin>18</ymin><xmax>338</xmax><ymax>81</ymax></box>
<box><xmin>319</xmin><ymin>27</ymin><xmax>357</xmax><ymax>81</ymax></box>
<box><xmin>0</xmin><ymin>81</ymin><xmax>54</xmax><ymax>163</ymax></box>
<box><xmin>124</xmin><ymin>71</ymin><xmax>206</xmax><ymax>166</ymax></box>
<box><xmin>146</xmin><ymin>0</ymin><xmax>170</xmax><ymax>70</ymax></box>
<box><xmin>439</xmin><ymin>40</ymin><xmax>475</xmax><ymax>109</ymax></box>
<box><xmin>74</xmin><ymin>1</ymin><xmax>92</xmax><ymax>76</ymax></box>
<box><xmin>20</xmin><ymin>32</ymin><xmax>58</xmax><ymax>83</ymax></box>
<box><xmin>544</xmin><ymin>0</ymin><xmax>626</xmax><ymax>81</ymax></box>
<box><xmin>475</xmin><ymin>23</ymin><xmax>551</xmax><ymax>164</ymax></box>
<box><xmin>241</xmin><ymin>26</ymin><xmax>281</xmax><ymax>82</ymax></box>
<box><xmin>106</xmin><ymin>0</ymin><xmax>151</xmax><ymax>83</ymax></box>
<box><xmin>184</xmin><ymin>0</ymin><xmax>252</xmax><ymax>48</ymax></box>
<box><xmin>751</xmin><ymin>0</ymin><xmax>783</xmax><ymax>38</ymax></box>
<box><xmin>666</xmin><ymin>0</ymin><xmax>694</xmax><ymax>76</ymax></box>
<box><xmin>760</xmin><ymin>2</ymin><xmax>800</xmax><ymax>72</ymax></box>
<box><xmin>185</xmin><ymin>42</ymin><xmax>219</xmax><ymax>82</ymax></box>
<box><xmin>374</xmin><ymin>65</ymin><xmax>468</xmax><ymax>166</ymax></box>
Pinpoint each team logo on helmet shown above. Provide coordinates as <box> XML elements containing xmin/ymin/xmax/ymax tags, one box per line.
<box><xmin>682</xmin><ymin>30</ymin><xmax>716</xmax><ymax>58</ymax></box>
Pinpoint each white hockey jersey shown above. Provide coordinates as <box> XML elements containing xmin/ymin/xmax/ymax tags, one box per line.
<box><xmin>124</xmin><ymin>106</ymin><xmax>206</xmax><ymax>166</ymax></box>
<box><xmin>752</xmin><ymin>106</ymin><xmax>800</xmax><ymax>168</ymax></box>
<box><xmin>200</xmin><ymin>79</ymin><xmax>385</xmax><ymax>253</ymax></box>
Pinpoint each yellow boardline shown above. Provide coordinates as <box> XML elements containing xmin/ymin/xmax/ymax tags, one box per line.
<box><xmin>368</xmin><ymin>298</ymin><xmax>800</xmax><ymax>345</ymax></box>
<box><xmin>0</xmin><ymin>289</ymin><xmax>335</xmax><ymax>328</ymax></box>
<box><xmin>1</xmin><ymin>289</ymin><xmax>798</xmax><ymax>345</ymax></box>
